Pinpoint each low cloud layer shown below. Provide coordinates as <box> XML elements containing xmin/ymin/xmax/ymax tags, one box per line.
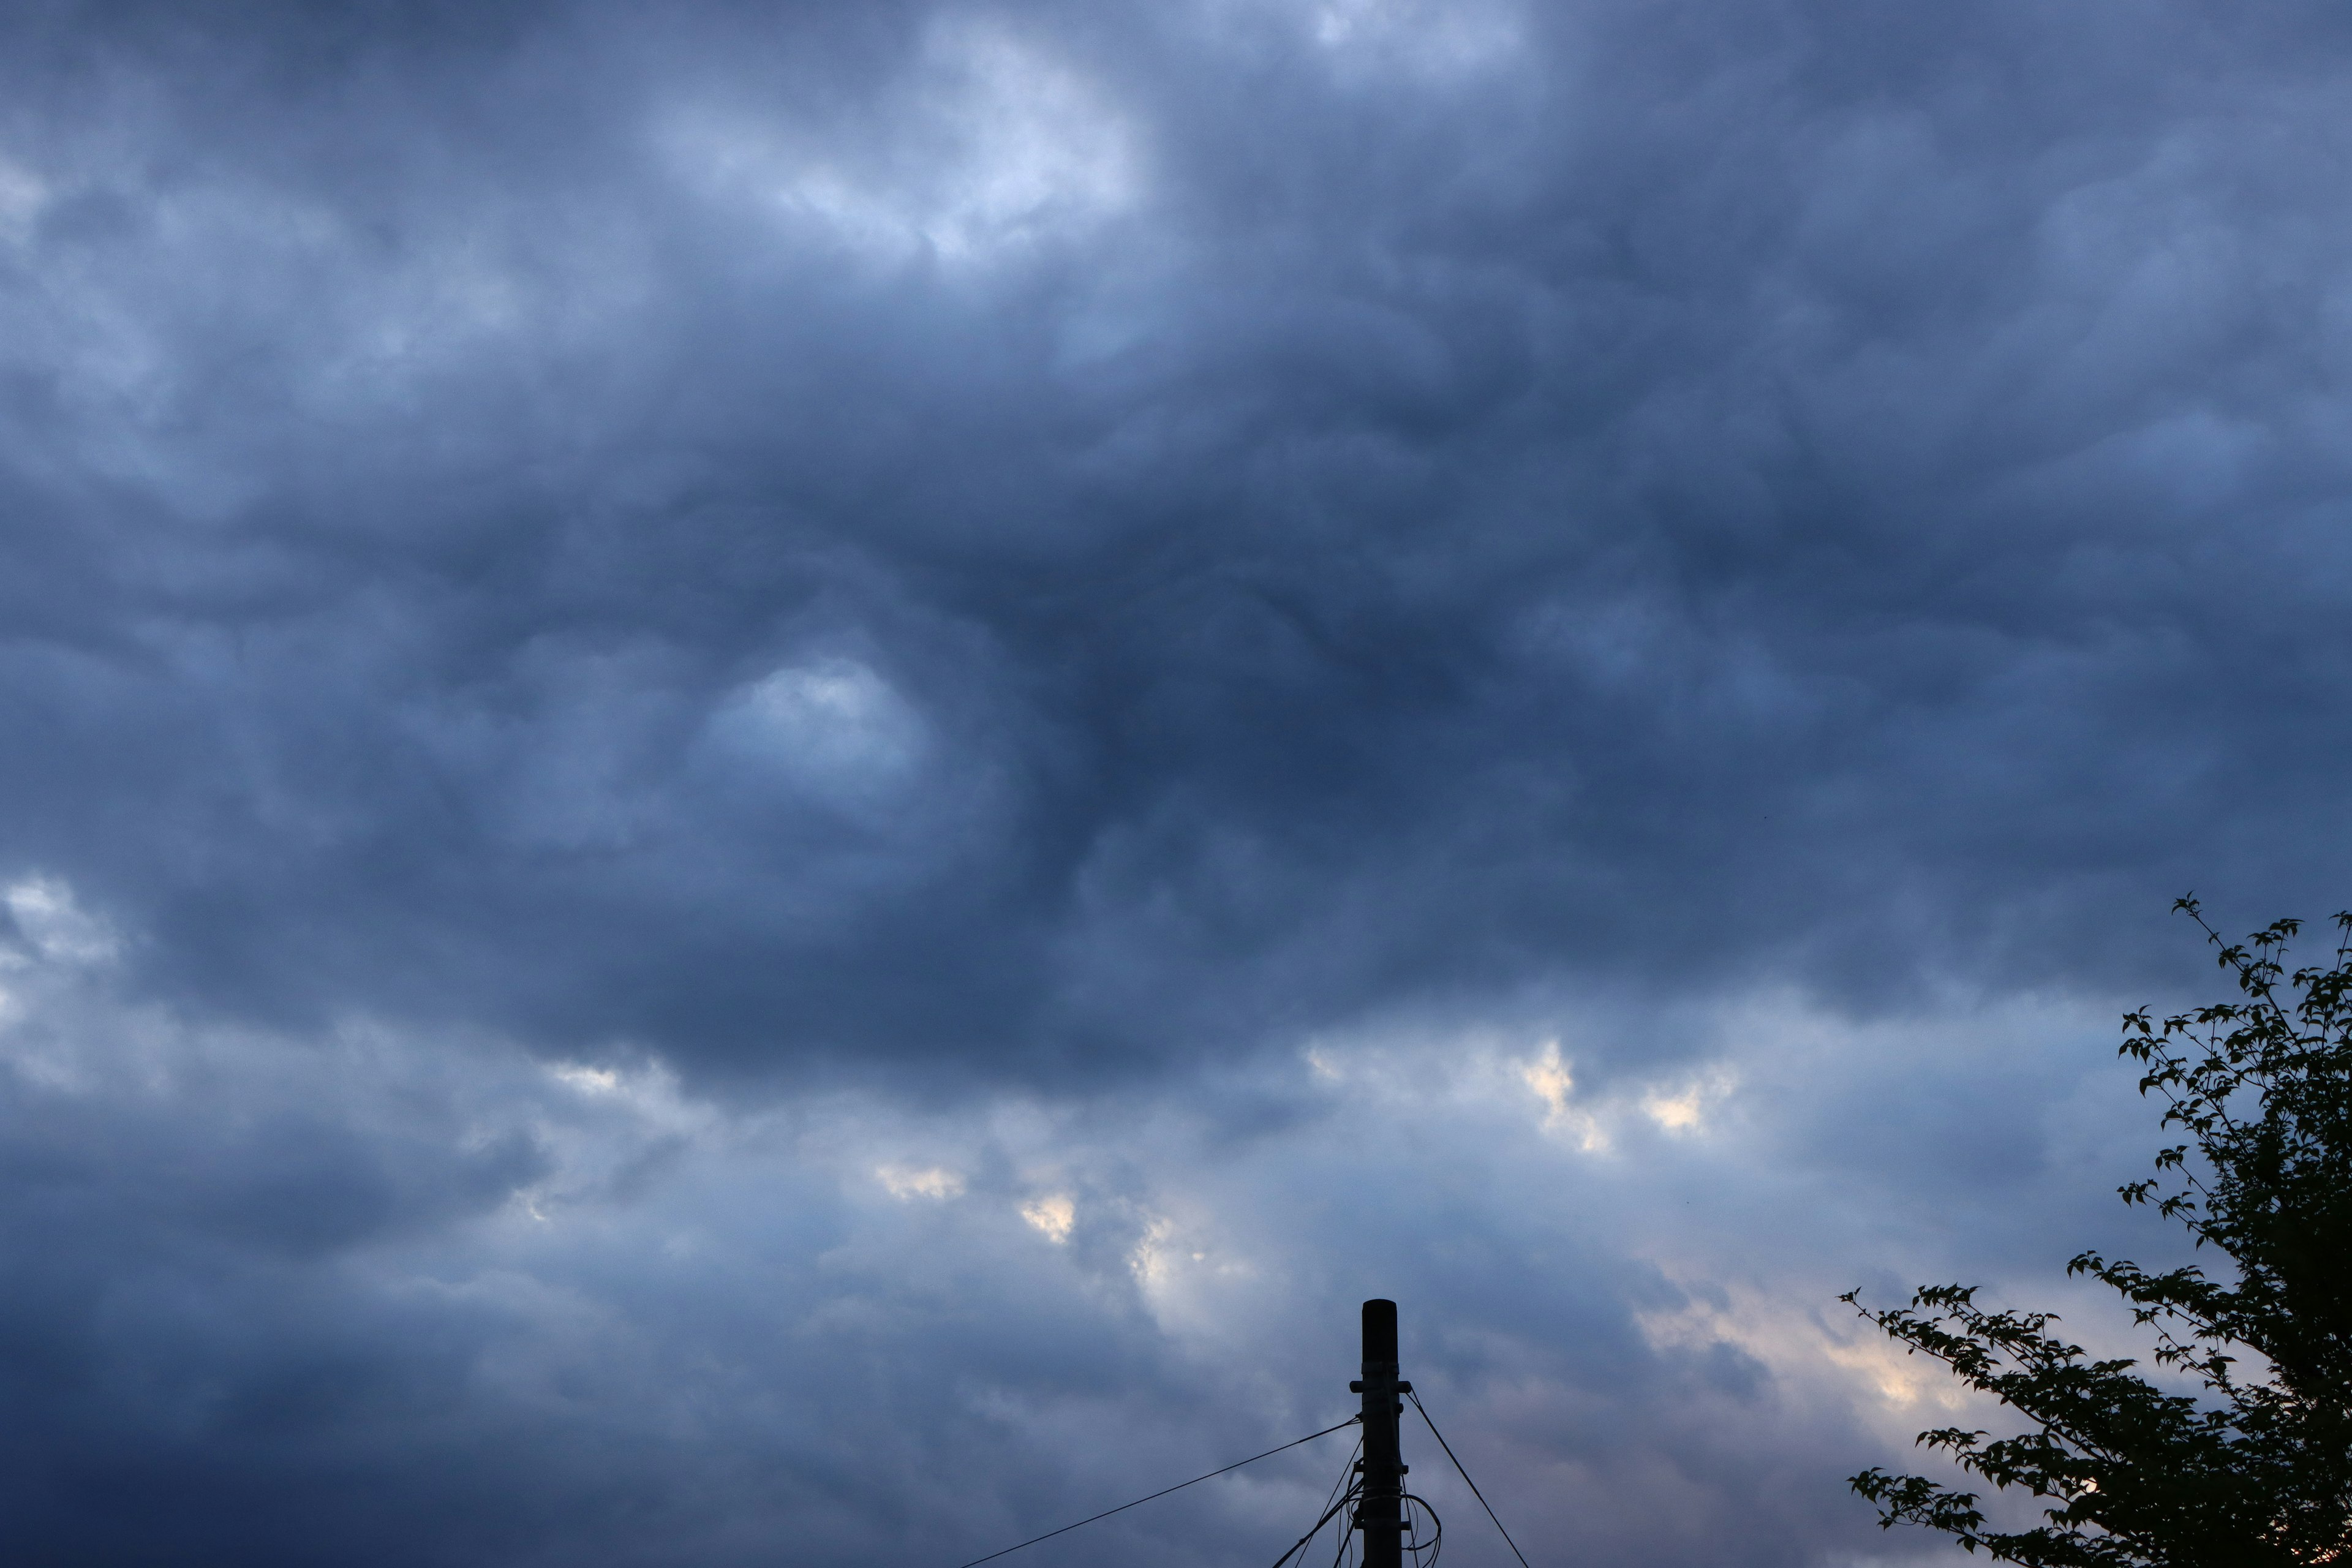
<box><xmin>0</xmin><ymin>1</ymin><xmax>2343</xmax><ymax>1562</ymax></box>
<box><xmin>0</xmin><ymin>907</ymin><xmax>2169</xmax><ymax>1566</ymax></box>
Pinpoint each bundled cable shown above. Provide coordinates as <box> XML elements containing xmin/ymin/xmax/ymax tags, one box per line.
<box><xmin>1268</xmin><ymin>1431</ymin><xmax>1372</xmax><ymax>1568</ymax></box>
<box><xmin>1402</xmin><ymin>1492</ymin><xmax>1443</xmax><ymax>1565</ymax></box>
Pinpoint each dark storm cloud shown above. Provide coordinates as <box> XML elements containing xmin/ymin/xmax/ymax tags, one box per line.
<box><xmin>0</xmin><ymin>0</ymin><xmax>2333</xmax><ymax>1086</ymax></box>
<box><xmin>1</xmin><ymin>6</ymin><xmax>2348</xmax><ymax>1561</ymax></box>
<box><xmin>2</xmin><ymin>0</ymin><xmax>2347</xmax><ymax>1081</ymax></box>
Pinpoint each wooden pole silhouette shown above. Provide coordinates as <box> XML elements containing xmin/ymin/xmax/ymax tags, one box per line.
<box><xmin>1353</xmin><ymin>1298</ymin><xmax>1406</xmax><ymax>1568</ymax></box>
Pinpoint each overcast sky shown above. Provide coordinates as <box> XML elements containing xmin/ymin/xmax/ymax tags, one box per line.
<box><xmin>2</xmin><ymin>2</ymin><xmax>2348</xmax><ymax>1564</ymax></box>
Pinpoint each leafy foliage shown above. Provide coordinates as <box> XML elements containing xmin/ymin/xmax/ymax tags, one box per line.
<box><xmin>1846</xmin><ymin>900</ymin><xmax>2352</xmax><ymax>1566</ymax></box>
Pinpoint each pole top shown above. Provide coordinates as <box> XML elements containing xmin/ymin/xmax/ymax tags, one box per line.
<box><xmin>1361</xmin><ymin>1298</ymin><xmax>1397</xmax><ymax>1362</ymax></box>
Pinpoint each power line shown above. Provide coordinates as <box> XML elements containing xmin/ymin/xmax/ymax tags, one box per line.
<box><xmin>954</xmin><ymin>1416</ymin><xmax>1362</xmax><ymax>1568</ymax></box>
<box><xmin>1270</xmin><ymin>1483</ymin><xmax>1362</xmax><ymax>1568</ymax></box>
<box><xmin>1401</xmin><ymin>1493</ymin><xmax>1442</xmax><ymax>1566</ymax></box>
<box><xmin>1405</xmin><ymin>1390</ymin><xmax>1531</xmax><ymax>1568</ymax></box>
<box><xmin>1270</xmin><ymin>1437</ymin><xmax>1364</xmax><ymax>1568</ymax></box>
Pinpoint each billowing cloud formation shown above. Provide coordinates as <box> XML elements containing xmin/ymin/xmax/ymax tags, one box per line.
<box><xmin>3</xmin><ymin>0</ymin><xmax>2347</xmax><ymax>1075</ymax></box>
<box><xmin>0</xmin><ymin>898</ymin><xmax>2169</xmax><ymax>1566</ymax></box>
<box><xmin>0</xmin><ymin>0</ymin><xmax>2343</xmax><ymax>1562</ymax></box>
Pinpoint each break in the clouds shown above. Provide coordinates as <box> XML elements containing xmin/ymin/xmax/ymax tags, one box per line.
<box><xmin>1</xmin><ymin>1</ymin><xmax>2348</xmax><ymax>1563</ymax></box>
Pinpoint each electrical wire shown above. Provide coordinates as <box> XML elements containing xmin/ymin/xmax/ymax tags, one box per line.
<box><xmin>1269</xmin><ymin>1438</ymin><xmax>1364</xmax><ymax>1568</ymax></box>
<box><xmin>1269</xmin><ymin>1484</ymin><xmax>1361</xmax><ymax>1568</ymax></box>
<box><xmin>1327</xmin><ymin>1508</ymin><xmax>1355</xmax><ymax>1568</ymax></box>
<box><xmin>1402</xmin><ymin>1493</ymin><xmax>1443</xmax><ymax>1566</ymax></box>
<box><xmin>1405</xmin><ymin>1390</ymin><xmax>1532</xmax><ymax>1568</ymax></box>
<box><xmin>1321</xmin><ymin>1437</ymin><xmax>1364</xmax><ymax>1523</ymax></box>
<box><xmin>955</xmin><ymin>1416</ymin><xmax>1360</xmax><ymax>1568</ymax></box>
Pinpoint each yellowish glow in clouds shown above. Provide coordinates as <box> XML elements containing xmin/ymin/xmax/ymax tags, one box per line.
<box><xmin>877</xmin><ymin>1164</ymin><xmax>967</xmax><ymax>1200</ymax></box>
<box><xmin>1020</xmin><ymin>1192</ymin><xmax>1076</xmax><ymax>1242</ymax></box>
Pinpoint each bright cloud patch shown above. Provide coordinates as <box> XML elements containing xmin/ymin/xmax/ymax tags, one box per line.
<box><xmin>705</xmin><ymin>657</ymin><xmax>928</xmax><ymax>807</ymax></box>
<box><xmin>1522</xmin><ymin>1039</ymin><xmax>1608</xmax><ymax>1150</ymax></box>
<box><xmin>880</xmin><ymin>1163</ymin><xmax>968</xmax><ymax>1200</ymax></box>
<box><xmin>1020</xmin><ymin>1191</ymin><xmax>1076</xmax><ymax>1241</ymax></box>
<box><xmin>4</xmin><ymin>876</ymin><xmax>118</xmax><ymax>967</ymax></box>
<box><xmin>668</xmin><ymin>18</ymin><xmax>1141</xmax><ymax>266</ymax></box>
<box><xmin>1257</xmin><ymin>0</ymin><xmax>1529</xmax><ymax>80</ymax></box>
<box><xmin>1642</xmin><ymin>1068</ymin><xmax>1736</xmax><ymax>1135</ymax></box>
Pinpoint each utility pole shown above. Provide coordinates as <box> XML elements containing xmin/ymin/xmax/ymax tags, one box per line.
<box><xmin>1351</xmin><ymin>1298</ymin><xmax>1408</xmax><ymax>1568</ymax></box>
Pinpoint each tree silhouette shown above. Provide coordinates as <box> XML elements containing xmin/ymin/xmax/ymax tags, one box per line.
<box><xmin>1847</xmin><ymin>900</ymin><xmax>2352</xmax><ymax>1566</ymax></box>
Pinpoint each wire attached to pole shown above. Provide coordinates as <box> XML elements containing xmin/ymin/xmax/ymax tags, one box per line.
<box><xmin>1269</xmin><ymin>1483</ymin><xmax>1363</xmax><ymax>1568</ymax></box>
<box><xmin>1267</xmin><ymin>1434</ymin><xmax>1365</xmax><ymax>1568</ymax></box>
<box><xmin>1401</xmin><ymin>1493</ymin><xmax>1442</xmax><ymax>1566</ymax></box>
<box><xmin>955</xmin><ymin>1415</ymin><xmax>1362</xmax><ymax>1568</ymax></box>
<box><xmin>1404</xmin><ymin>1390</ymin><xmax>1532</xmax><ymax>1568</ymax></box>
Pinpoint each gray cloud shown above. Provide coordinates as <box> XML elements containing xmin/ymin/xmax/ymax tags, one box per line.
<box><xmin>0</xmin><ymin>0</ymin><xmax>2342</xmax><ymax>1561</ymax></box>
<box><xmin>0</xmin><ymin>925</ymin><xmax>2162</xmax><ymax>1566</ymax></box>
<box><xmin>2</xmin><ymin>0</ymin><xmax>2346</xmax><ymax>1079</ymax></box>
